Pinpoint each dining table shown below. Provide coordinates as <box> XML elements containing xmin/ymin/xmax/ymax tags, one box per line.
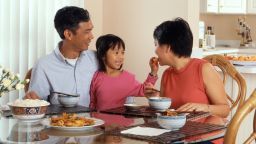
<box><xmin>0</xmin><ymin>105</ymin><xmax>228</xmax><ymax>144</ymax></box>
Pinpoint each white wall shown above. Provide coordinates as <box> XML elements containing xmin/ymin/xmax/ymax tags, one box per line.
<box><xmin>85</xmin><ymin>0</ymin><xmax>200</xmax><ymax>89</ymax></box>
<box><xmin>84</xmin><ymin>0</ymin><xmax>103</xmax><ymax>50</ymax></box>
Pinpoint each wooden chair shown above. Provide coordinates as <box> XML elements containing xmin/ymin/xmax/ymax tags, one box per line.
<box><xmin>203</xmin><ymin>54</ymin><xmax>247</xmax><ymax>110</ymax></box>
<box><xmin>24</xmin><ymin>68</ymin><xmax>32</xmax><ymax>93</ymax></box>
<box><xmin>224</xmin><ymin>89</ymin><xmax>256</xmax><ymax>144</ymax></box>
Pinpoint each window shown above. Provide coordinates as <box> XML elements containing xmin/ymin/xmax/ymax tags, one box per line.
<box><xmin>0</xmin><ymin>0</ymin><xmax>84</xmax><ymax>104</ymax></box>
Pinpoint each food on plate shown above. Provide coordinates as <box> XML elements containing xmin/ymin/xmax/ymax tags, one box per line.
<box><xmin>11</xmin><ymin>99</ymin><xmax>49</xmax><ymax>107</ymax></box>
<box><xmin>225</xmin><ymin>55</ymin><xmax>256</xmax><ymax>61</ymax></box>
<box><xmin>163</xmin><ymin>109</ymin><xmax>178</xmax><ymax>116</ymax></box>
<box><xmin>50</xmin><ymin>113</ymin><xmax>95</xmax><ymax>127</ymax></box>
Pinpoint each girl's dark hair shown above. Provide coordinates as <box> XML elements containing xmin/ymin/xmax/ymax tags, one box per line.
<box><xmin>96</xmin><ymin>34</ymin><xmax>125</xmax><ymax>71</ymax></box>
<box><xmin>54</xmin><ymin>6</ymin><xmax>90</xmax><ymax>39</ymax></box>
<box><xmin>153</xmin><ymin>17</ymin><xmax>193</xmax><ymax>57</ymax></box>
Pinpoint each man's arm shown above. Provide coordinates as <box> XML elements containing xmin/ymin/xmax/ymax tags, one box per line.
<box><xmin>24</xmin><ymin>62</ymin><xmax>51</xmax><ymax>100</ymax></box>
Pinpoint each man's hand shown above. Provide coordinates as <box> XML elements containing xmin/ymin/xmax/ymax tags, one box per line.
<box><xmin>23</xmin><ymin>91</ymin><xmax>40</xmax><ymax>99</ymax></box>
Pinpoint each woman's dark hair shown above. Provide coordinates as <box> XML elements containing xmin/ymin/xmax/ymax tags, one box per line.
<box><xmin>153</xmin><ymin>17</ymin><xmax>193</xmax><ymax>57</ymax></box>
<box><xmin>54</xmin><ymin>6</ymin><xmax>90</xmax><ymax>39</ymax></box>
<box><xmin>96</xmin><ymin>34</ymin><xmax>125</xmax><ymax>71</ymax></box>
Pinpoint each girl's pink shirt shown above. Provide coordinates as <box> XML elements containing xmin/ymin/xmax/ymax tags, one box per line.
<box><xmin>89</xmin><ymin>70</ymin><xmax>157</xmax><ymax>111</ymax></box>
<box><xmin>161</xmin><ymin>58</ymin><xmax>210</xmax><ymax>109</ymax></box>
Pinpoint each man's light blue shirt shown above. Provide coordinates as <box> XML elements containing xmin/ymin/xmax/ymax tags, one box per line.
<box><xmin>28</xmin><ymin>43</ymin><xmax>99</xmax><ymax>107</ymax></box>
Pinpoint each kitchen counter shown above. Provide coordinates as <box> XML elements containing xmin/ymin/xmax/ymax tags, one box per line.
<box><xmin>202</xmin><ymin>47</ymin><xmax>256</xmax><ymax>56</ymax></box>
<box><xmin>234</xmin><ymin>65</ymin><xmax>256</xmax><ymax>74</ymax></box>
<box><xmin>202</xmin><ymin>47</ymin><xmax>239</xmax><ymax>55</ymax></box>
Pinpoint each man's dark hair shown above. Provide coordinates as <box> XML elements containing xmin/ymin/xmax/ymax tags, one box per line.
<box><xmin>54</xmin><ymin>6</ymin><xmax>90</xmax><ymax>39</ymax></box>
<box><xmin>153</xmin><ymin>17</ymin><xmax>193</xmax><ymax>57</ymax></box>
<box><xmin>96</xmin><ymin>34</ymin><xmax>125</xmax><ymax>71</ymax></box>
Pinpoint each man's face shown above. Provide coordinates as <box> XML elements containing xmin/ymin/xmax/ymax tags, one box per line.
<box><xmin>70</xmin><ymin>20</ymin><xmax>94</xmax><ymax>52</ymax></box>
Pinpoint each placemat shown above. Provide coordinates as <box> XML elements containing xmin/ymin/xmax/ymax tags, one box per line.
<box><xmin>101</xmin><ymin>106</ymin><xmax>210</xmax><ymax>121</ymax></box>
<box><xmin>2</xmin><ymin>105</ymin><xmax>91</xmax><ymax>117</ymax></box>
<box><xmin>106</xmin><ymin>121</ymin><xmax>226</xmax><ymax>144</ymax></box>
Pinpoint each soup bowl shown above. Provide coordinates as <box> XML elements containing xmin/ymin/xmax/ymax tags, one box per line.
<box><xmin>148</xmin><ymin>97</ymin><xmax>171</xmax><ymax>111</ymax></box>
<box><xmin>157</xmin><ymin>114</ymin><xmax>186</xmax><ymax>130</ymax></box>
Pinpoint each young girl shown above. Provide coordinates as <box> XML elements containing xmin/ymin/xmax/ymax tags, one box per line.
<box><xmin>89</xmin><ymin>34</ymin><xmax>159</xmax><ymax>111</ymax></box>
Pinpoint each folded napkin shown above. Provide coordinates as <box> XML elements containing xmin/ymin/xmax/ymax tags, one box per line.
<box><xmin>121</xmin><ymin>126</ymin><xmax>171</xmax><ymax>136</ymax></box>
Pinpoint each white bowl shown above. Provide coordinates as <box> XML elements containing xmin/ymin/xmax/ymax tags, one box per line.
<box><xmin>58</xmin><ymin>94</ymin><xmax>80</xmax><ymax>107</ymax></box>
<box><xmin>157</xmin><ymin>114</ymin><xmax>186</xmax><ymax>130</ymax></box>
<box><xmin>148</xmin><ymin>97</ymin><xmax>171</xmax><ymax>111</ymax></box>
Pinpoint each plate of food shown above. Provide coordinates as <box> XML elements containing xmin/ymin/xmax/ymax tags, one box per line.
<box><xmin>226</xmin><ymin>55</ymin><xmax>256</xmax><ymax>66</ymax></box>
<box><xmin>42</xmin><ymin>113</ymin><xmax>104</xmax><ymax>131</ymax></box>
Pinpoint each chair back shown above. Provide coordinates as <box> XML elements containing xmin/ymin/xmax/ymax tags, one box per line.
<box><xmin>224</xmin><ymin>89</ymin><xmax>256</xmax><ymax>144</ymax></box>
<box><xmin>24</xmin><ymin>68</ymin><xmax>32</xmax><ymax>93</ymax></box>
<box><xmin>203</xmin><ymin>54</ymin><xmax>247</xmax><ymax>110</ymax></box>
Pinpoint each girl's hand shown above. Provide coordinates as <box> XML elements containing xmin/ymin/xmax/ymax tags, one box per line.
<box><xmin>149</xmin><ymin>57</ymin><xmax>159</xmax><ymax>76</ymax></box>
<box><xmin>177</xmin><ymin>103</ymin><xmax>210</xmax><ymax>112</ymax></box>
<box><xmin>144</xmin><ymin>83</ymin><xmax>160</xmax><ymax>97</ymax></box>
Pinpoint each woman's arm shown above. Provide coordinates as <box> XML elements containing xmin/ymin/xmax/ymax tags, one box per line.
<box><xmin>177</xmin><ymin>63</ymin><xmax>230</xmax><ymax>118</ymax></box>
<box><xmin>202</xmin><ymin>62</ymin><xmax>230</xmax><ymax>117</ymax></box>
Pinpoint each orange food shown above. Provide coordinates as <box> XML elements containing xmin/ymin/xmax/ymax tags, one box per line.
<box><xmin>152</xmin><ymin>57</ymin><xmax>159</xmax><ymax>65</ymax></box>
<box><xmin>50</xmin><ymin>113</ymin><xmax>95</xmax><ymax>127</ymax></box>
<box><xmin>163</xmin><ymin>109</ymin><xmax>178</xmax><ymax>116</ymax></box>
<box><xmin>225</xmin><ymin>55</ymin><xmax>256</xmax><ymax>61</ymax></box>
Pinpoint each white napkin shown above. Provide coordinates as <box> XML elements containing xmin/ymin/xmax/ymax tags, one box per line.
<box><xmin>121</xmin><ymin>126</ymin><xmax>171</xmax><ymax>136</ymax></box>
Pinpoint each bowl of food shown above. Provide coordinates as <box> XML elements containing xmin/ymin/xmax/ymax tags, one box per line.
<box><xmin>8</xmin><ymin>99</ymin><xmax>50</xmax><ymax>121</ymax></box>
<box><xmin>124</xmin><ymin>103</ymin><xmax>143</xmax><ymax>111</ymax></box>
<box><xmin>157</xmin><ymin>110</ymin><xmax>186</xmax><ymax>130</ymax></box>
<box><xmin>54</xmin><ymin>92</ymin><xmax>80</xmax><ymax>107</ymax></box>
<box><xmin>148</xmin><ymin>97</ymin><xmax>171</xmax><ymax>111</ymax></box>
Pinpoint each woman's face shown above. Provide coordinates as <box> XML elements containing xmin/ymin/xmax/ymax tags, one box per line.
<box><xmin>104</xmin><ymin>45</ymin><xmax>125</xmax><ymax>71</ymax></box>
<box><xmin>154</xmin><ymin>40</ymin><xmax>171</xmax><ymax>66</ymax></box>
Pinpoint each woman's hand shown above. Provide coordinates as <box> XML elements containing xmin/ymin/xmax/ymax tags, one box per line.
<box><xmin>144</xmin><ymin>83</ymin><xmax>160</xmax><ymax>97</ymax></box>
<box><xmin>177</xmin><ymin>103</ymin><xmax>210</xmax><ymax>113</ymax></box>
<box><xmin>149</xmin><ymin>57</ymin><xmax>159</xmax><ymax>76</ymax></box>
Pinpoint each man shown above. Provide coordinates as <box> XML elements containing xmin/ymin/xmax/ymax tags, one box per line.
<box><xmin>24</xmin><ymin>6</ymin><xmax>98</xmax><ymax>107</ymax></box>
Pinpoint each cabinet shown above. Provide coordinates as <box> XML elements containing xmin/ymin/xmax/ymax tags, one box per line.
<box><xmin>200</xmin><ymin>0</ymin><xmax>219</xmax><ymax>13</ymax></box>
<box><xmin>247</xmin><ymin>0</ymin><xmax>256</xmax><ymax>13</ymax></box>
<box><xmin>219</xmin><ymin>0</ymin><xmax>246</xmax><ymax>13</ymax></box>
<box><xmin>201</xmin><ymin>0</ymin><xmax>247</xmax><ymax>14</ymax></box>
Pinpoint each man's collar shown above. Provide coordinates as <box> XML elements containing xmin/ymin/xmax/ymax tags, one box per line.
<box><xmin>54</xmin><ymin>41</ymin><xmax>87</xmax><ymax>62</ymax></box>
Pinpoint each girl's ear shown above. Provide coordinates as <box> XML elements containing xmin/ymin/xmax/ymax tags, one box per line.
<box><xmin>63</xmin><ymin>29</ymin><xmax>73</xmax><ymax>40</ymax></box>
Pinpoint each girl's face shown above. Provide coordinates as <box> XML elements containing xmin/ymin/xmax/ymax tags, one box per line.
<box><xmin>154</xmin><ymin>40</ymin><xmax>171</xmax><ymax>66</ymax></box>
<box><xmin>104</xmin><ymin>45</ymin><xmax>125</xmax><ymax>71</ymax></box>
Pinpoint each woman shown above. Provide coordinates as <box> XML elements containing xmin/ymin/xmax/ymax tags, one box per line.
<box><xmin>149</xmin><ymin>18</ymin><xmax>230</xmax><ymax>118</ymax></box>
